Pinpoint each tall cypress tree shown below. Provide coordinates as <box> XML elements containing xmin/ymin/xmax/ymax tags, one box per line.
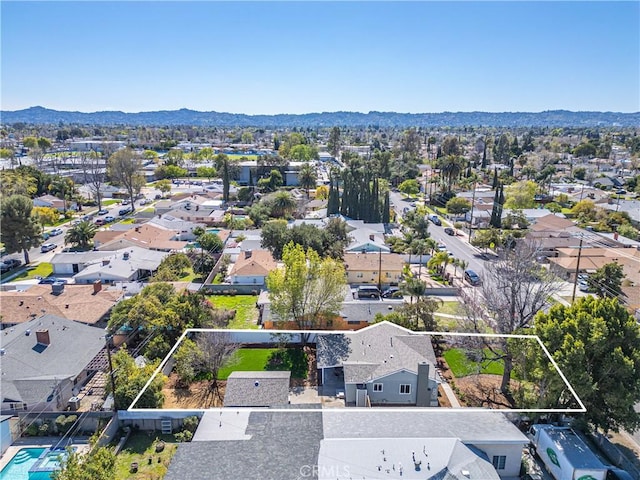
<box><xmin>492</xmin><ymin>167</ymin><xmax>498</xmax><ymax>190</ymax></box>
<box><xmin>481</xmin><ymin>141</ymin><xmax>488</xmax><ymax>169</ymax></box>
<box><xmin>382</xmin><ymin>190</ymin><xmax>390</xmax><ymax>224</ymax></box>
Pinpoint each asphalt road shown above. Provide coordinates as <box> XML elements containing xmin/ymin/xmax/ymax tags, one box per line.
<box><xmin>389</xmin><ymin>191</ymin><xmax>487</xmax><ymax>276</ymax></box>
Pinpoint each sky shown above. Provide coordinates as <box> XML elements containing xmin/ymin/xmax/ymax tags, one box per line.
<box><xmin>1</xmin><ymin>1</ymin><xmax>638</xmax><ymax>114</ymax></box>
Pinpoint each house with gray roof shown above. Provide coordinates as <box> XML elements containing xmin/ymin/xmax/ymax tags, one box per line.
<box><xmin>223</xmin><ymin>371</ymin><xmax>291</xmax><ymax>407</ymax></box>
<box><xmin>165</xmin><ymin>410</ymin><xmax>527</xmax><ymax>480</ymax></box>
<box><xmin>1</xmin><ymin>314</ymin><xmax>106</xmax><ymax>413</ymax></box>
<box><xmin>316</xmin><ymin>322</ymin><xmax>438</xmax><ymax>407</ymax></box>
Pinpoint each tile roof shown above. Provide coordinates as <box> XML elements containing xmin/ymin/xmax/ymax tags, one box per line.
<box><xmin>0</xmin><ymin>284</ymin><xmax>122</xmax><ymax>326</ymax></box>
<box><xmin>223</xmin><ymin>371</ymin><xmax>291</xmax><ymax>407</ymax></box>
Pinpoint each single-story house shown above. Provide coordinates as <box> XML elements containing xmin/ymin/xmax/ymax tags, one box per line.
<box><xmin>345</xmin><ymin>228</ymin><xmax>390</xmax><ymax>253</ymax></box>
<box><xmin>343</xmin><ymin>252</ymin><xmax>403</xmax><ymax>286</ymax></box>
<box><xmin>147</xmin><ymin>215</ymin><xmax>207</xmax><ymax>241</ymax></box>
<box><xmin>95</xmin><ymin>224</ymin><xmax>187</xmax><ymax>252</ymax></box>
<box><xmin>33</xmin><ymin>194</ymin><xmax>77</xmax><ymax>212</ymax></box>
<box><xmin>316</xmin><ymin>321</ymin><xmax>439</xmax><ymax>407</ymax></box>
<box><xmin>227</xmin><ymin>250</ymin><xmax>277</xmax><ymax>286</ymax></box>
<box><xmin>223</xmin><ymin>371</ymin><xmax>290</xmax><ymax>407</ymax></box>
<box><xmin>165</xmin><ymin>409</ymin><xmax>527</xmax><ymax>480</ymax></box>
<box><xmin>0</xmin><ymin>282</ymin><xmax>121</xmax><ymax>328</ymax></box>
<box><xmin>1</xmin><ymin>314</ymin><xmax>106</xmax><ymax>413</ymax></box>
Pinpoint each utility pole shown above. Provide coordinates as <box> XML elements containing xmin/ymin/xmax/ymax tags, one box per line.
<box><xmin>571</xmin><ymin>236</ymin><xmax>584</xmax><ymax>303</ymax></box>
<box><xmin>105</xmin><ymin>335</ymin><xmax>118</xmax><ymax>412</ymax></box>
<box><xmin>468</xmin><ymin>181</ymin><xmax>477</xmax><ymax>242</ymax></box>
<box><xmin>378</xmin><ymin>247</ymin><xmax>383</xmax><ymax>293</ymax></box>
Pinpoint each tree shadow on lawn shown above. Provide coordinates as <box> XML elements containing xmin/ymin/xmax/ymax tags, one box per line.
<box><xmin>266</xmin><ymin>348</ymin><xmax>308</xmax><ymax>379</ymax></box>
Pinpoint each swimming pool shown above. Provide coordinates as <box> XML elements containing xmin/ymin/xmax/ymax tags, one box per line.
<box><xmin>0</xmin><ymin>448</ymin><xmax>66</xmax><ymax>480</ymax></box>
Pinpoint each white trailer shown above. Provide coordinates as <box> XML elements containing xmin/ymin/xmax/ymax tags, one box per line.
<box><xmin>528</xmin><ymin>425</ymin><xmax>607</xmax><ymax>480</ymax></box>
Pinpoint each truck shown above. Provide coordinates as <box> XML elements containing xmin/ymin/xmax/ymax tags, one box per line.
<box><xmin>528</xmin><ymin>425</ymin><xmax>607</xmax><ymax>480</ymax></box>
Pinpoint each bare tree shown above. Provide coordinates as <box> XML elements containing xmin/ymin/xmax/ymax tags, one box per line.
<box><xmin>195</xmin><ymin>332</ymin><xmax>239</xmax><ymax>394</ymax></box>
<box><xmin>107</xmin><ymin>148</ymin><xmax>144</xmax><ymax>211</ymax></box>
<box><xmin>468</xmin><ymin>241</ymin><xmax>560</xmax><ymax>397</ymax></box>
<box><xmin>79</xmin><ymin>150</ymin><xmax>107</xmax><ymax>210</ymax></box>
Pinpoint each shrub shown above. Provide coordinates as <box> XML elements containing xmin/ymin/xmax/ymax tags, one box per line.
<box><xmin>55</xmin><ymin>415</ymin><xmax>78</xmax><ymax>434</ymax></box>
<box><xmin>174</xmin><ymin>430</ymin><xmax>193</xmax><ymax>443</ymax></box>
<box><xmin>182</xmin><ymin>416</ymin><xmax>200</xmax><ymax>433</ymax></box>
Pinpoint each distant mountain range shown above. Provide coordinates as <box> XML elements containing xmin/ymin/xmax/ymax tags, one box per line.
<box><xmin>1</xmin><ymin>106</ymin><xmax>639</xmax><ymax>128</ymax></box>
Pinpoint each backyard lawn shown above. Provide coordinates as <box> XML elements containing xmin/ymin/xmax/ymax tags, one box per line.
<box><xmin>218</xmin><ymin>347</ymin><xmax>308</xmax><ymax>379</ymax></box>
<box><xmin>444</xmin><ymin>348</ymin><xmax>505</xmax><ymax>377</ymax></box>
<box><xmin>437</xmin><ymin>301</ymin><xmax>461</xmax><ymax>315</ymax></box>
<box><xmin>8</xmin><ymin>262</ymin><xmax>53</xmax><ymax>282</ymax></box>
<box><xmin>218</xmin><ymin>348</ymin><xmax>277</xmax><ymax>380</ymax></box>
<box><xmin>207</xmin><ymin>295</ymin><xmax>259</xmax><ymax>329</ymax></box>
<box><xmin>113</xmin><ymin>433</ymin><xmax>177</xmax><ymax>480</ymax></box>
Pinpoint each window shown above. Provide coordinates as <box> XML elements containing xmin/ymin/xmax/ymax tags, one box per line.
<box><xmin>373</xmin><ymin>383</ymin><xmax>383</xmax><ymax>392</ymax></box>
<box><xmin>357</xmin><ymin>272</ymin><xmax>363</xmax><ymax>278</ymax></box>
<box><xmin>400</xmin><ymin>384</ymin><xmax>411</xmax><ymax>394</ymax></box>
<box><xmin>492</xmin><ymin>456</ymin><xmax>506</xmax><ymax>470</ymax></box>
<box><xmin>385</xmin><ymin>272</ymin><xmax>391</xmax><ymax>278</ymax></box>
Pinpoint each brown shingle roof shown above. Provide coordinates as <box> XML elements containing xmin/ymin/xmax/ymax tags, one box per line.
<box><xmin>230</xmin><ymin>250</ymin><xmax>277</xmax><ymax>277</ymax></box>
<box><xmin>343</xmin><ymin>253</ymin><xmax>404</xmax><ymax>272</ymax></box>
<box><xmin>0</xmin><ymin>284</ymin><xmax>122</xmax><ymax>326</ymax></box>
<box><xmin>98</xmin><ymin>224</ymin><xmax>187</xmax><ymax>251</ymax></box>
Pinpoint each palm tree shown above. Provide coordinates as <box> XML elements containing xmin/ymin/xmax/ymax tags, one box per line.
<box><xmin>297</xmin><ymin>162</ymin><xmax>317</xmax><ymax>198</ymax></box>
<box><xmin>269</xmin><ymin>191</ymin><xmax>297</xmax><ymax>218</ymax></box>
<box><xmin>437</xmin><ymin>155</ymin><xmax>466</xmax><ymax>192</ymax></box>
<box><xmin>401</xmin><ymin>277</ymin><xmax>427</xmax><ymax>304</ymax></box>
<box><xmin>64</xmin><ymin>220</ymin><xmax>97</xmax><ymax>250</ymax></box>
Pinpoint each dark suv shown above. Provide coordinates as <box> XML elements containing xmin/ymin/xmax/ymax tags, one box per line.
<box><xmin>464</xmin><ymin>269</ymin><xmax>481</xmax><ymax>286</ymax></box>
<box><xmin>382</xmin><ymin>287</ymin><xmax>402</xmax><ymax>298</ymax></box>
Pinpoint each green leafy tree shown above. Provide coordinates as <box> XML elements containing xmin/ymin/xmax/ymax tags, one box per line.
<box><xmin>266</xmin><ymin>242</ymin><xmax>346</xmax><ymax>341</ymax></box>
<box><xmin>196</xmin><ymin>166</ymin><xmax>217</xmax><ymax>181</ymax></box>
<box><xmin>173</xmin><ymin>337</ymin><xmax>204</xmax><ymax>386</ymax></box>
<box><xmin>573</xmin><ymin>142</ymin><xmax>597</xmax><ymax>158</ymax></box>
<box><xmin>152</xmin><ymin>253</ymin><xmax>192</xmax><ymax>281</ymax></box>
<box><xmin>504</xmin><ymin>180</ymin><xmax>537</xmax><ymax>209</ymax></box>
<box><xmin>289</xmin><ymin>144</ymin><xmax>319</xmax><ymax>162</ymax></box>
<box><xmin>53</xmin><ymin>447</ymin><xmax>116</xmax><ymax>480</ymax></box>
<box><xmin>64</xmin><ymin>221</ymin><xmax>97</xmax><ymax>250</ymax></box>
<box><xmin>198</xmin><ymin>232</ymin><xmax>223</xmax><ymax>253</ymax></box>
<box><xmin>107</xmin><ymin>148</ymin><xmax>144</xmax><ymax>211</ymax></box>
<box><xmin>587</xmin><ymin>262</ymin><xmax>625</xmax><ymax>299</ymax></box>
<box><xmin>108</xmin><ymin>349</ymin><xmax>166</xmax><ymax>409</ymax></box>
<box><xmin>155</xmin><ymin>164</ymin><xmax>188</xmax><ymax>179</ymax></box>
<box><xmin>446</xmin><ymin>196</ymin><xmax>471</xmax><ymax>215</ymax></box>
<box><xmin>530</xmin><ymin>297</ymin><xmax>640</xmax><ymax>433</ymax></box>
<box><xmin>156</xmin><ymin>179</ymin><xmax>172</xmax><ymax>197</ymax></box>
<box><xmin>268</xmin><ymin>190</ymin><xmax>297</xmax><ymax>218</ymax></box>
<box><xmin>398</xmin><ymin>179</ymin><xmax>420</xmax><ymax>196</ymax></box>
<box><xmin>0</xmin><ymin>195</ymin><xmax>42</xmax><ymax>264</ymax></box>
<box><xmin>573</xmin><ymin>166</ymin><xmax>587</xmax><ymax>180</ymax></box>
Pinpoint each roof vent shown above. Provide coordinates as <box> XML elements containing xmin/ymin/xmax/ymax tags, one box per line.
<box><xmin>123</xmin><ymin>252</ymin><xmax>130</xmax><ymax>260</ymax></box>
<box><xmin>0</xmin><ymin>348</ymin><xmax>5</xmax><ymax>355</ymax></box>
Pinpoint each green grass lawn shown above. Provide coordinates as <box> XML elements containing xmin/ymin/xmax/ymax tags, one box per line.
<box><xmin>437</xmin><ymin>302</ymin><xmax>461</xmax><ymax>315</ymax></box>
<box><xmin>177</xmin><ymin>267</ymin><xmax>205</xmax><ymax>283</ymax></box>
<box><xmin>208</xmin><ymin>295</ymin><xmax>259</xmax><ymax>329</ymax></box>
<box><xmin>102</xmin><ymin>199</ymin><xmax>121</xmax><ymax>206</ymax></box>
<box><xmin>218</xmin><ymin>348</ymin><xmax>277</xmax><ymax>379</ymax></box>
<box><xmin>8</xmin><ymin>262</ymin><xmax>53</xmax><ymax>282</ymax></box>
<box><xmin>119</xmin><ymin>218</ymin><xmax>136</xmax><ymax>224</ymax></box>
<box><xmin>227</xmin><ymin>154</ymin><xmax>258</xmax><ymax>161</ymax></box>
<box><xmin>218</xmin><ymin>347</ymin><xmax>308</xmax><ymax>380</ymax></box>
<box><xmin>113</xmin><ymin>433</ymin><xmax>177</xmax><ymax>480</ymax></box>
<box><xmin>444</xmin><ymin>348</ymin><xmax>505</xmax><ymax>377</ymax></box>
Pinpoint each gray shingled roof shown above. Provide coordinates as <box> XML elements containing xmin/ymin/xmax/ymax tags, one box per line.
<box><xmin>223</xmin><ymin>371</ymin><xmax>291</xmax><ymax>407</ymax></box>
<box><xmin>316</xmin><ymin>321</ymin><xmax>437</xmax><ymax>384</ymax></box>
<box><xmin>165</xmin><ymin>411</ymin><xmax>323</xmax><ymax>480</ymax></box>
<box><xmin>1</xmin><ymin>314</ymin><xmax>106</xmax><ymax>405</ymax></box>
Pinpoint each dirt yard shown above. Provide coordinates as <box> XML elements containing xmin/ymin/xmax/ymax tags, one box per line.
<box><xmin>162</xmin><ymin>374</ymin><xmax>226</xmax><ymax>409</ymax></box>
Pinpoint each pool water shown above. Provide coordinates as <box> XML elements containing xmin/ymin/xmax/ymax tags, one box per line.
<box><xmin>0</xmin><ymin>448</ymin><xmax>45</xmax><ymax>480</ymax></box>
<box><xmin>0</xmin><ymin>448</ymin><xmax>66</xmax><ymax>480</ymax></box>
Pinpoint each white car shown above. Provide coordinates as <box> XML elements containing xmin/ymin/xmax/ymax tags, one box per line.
<box><xmin>49</xmin><ymin>228</ymin><xmax>63</xmax><ymax>236</ymax></box>
<box><xmin>437</xmin><ymin>243</ymin><xmax>447</xmax><ymax>252</ymax></box>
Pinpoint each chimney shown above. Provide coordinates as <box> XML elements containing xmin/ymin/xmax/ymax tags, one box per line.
<box><xmin>614</xmin><ymin>232</ymin><xmax>619</xmax><ymax>241</ymax></box>
<box><xmin>369</xmin><ymin>234</ymin><xmax>375</xmax><ymax>241</ymax></box>
<box><xmin>245</xmin><ymin>250</ymin><xmax>252</xmax><ymax>259</ymax></box>
<box><xmin>36</xmin><ymin>329</ymin><xmax>50</xmax><ymax>346</ymax></box>
<box><xmin>93</xmin><ymin>280</ymin><xmax>102</xmax><ymax>294</ymax></box>
<box><xmin>51</xmin><ymin>283</ymin><xmax>65</xmax><ymax>295</ymax></box>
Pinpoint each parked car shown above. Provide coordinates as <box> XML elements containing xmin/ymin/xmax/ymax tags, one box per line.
<box><xmin>38</xmin><ymin>277</ymin><xmax>68</xmax><ymax>285</ymax></box>
<box><xmin>154</xmin><ymin>194</ymin><xmax>162</xmax><ymax>200</ymax></box>
<box><xmin>444</xmin><ymin>227</ymin><xmax>455</xmax><ymax>236</ymax></box>
<box><xmin>122</xmin><ymin>199</ymin><xmax>130</xmax><ymax>205</ymax></box>
<box><xmin>98</xmin><ymin>209</ymin><xmax>109</xmax><ymax>215</ymax></box>
<box><xmin>118</xmin><ymin>207</ymin><xmax>132</xmax><ymax>216</ymax></box>
<box><xmin>104</xmin><ymin>215</ymin><xmax>116</xmax><ymax>222</ymax></box>
<box><xmin>40</xmin><ymin>243</ymin><xmax>57</xmax><ymax>253</ymax></box>
<box><xmin>95</xmin><ymin>218</ymin><xmax>106</xmax><ymax>226</ymax></box>
<box><xmin>49</xmin><ymin>228</ymin><xmax>63</xmax><ymax>236</ymax></box>
<box><xmin>356</xmin><ymin>286</ymin><xmax>381</xmax><ymax>299</ymax></box>
<box><xmin>0</xmin><ymin>259</ymin><xmax>22</xmax><ymax>273</ymax></box>
<box><xmin>382</xmin><ymin>287</ymin><xmax>402</xmax><ymax>298</ymax></box>
<box><xmin>436</xmin><ymin>243</ymin><xmax>447</xmax><ymax>251</ymax></box>
<box><xmin>464</xmin><ymin>269</ymin><xmax>481</xmax><ymax>286</ymax></box>
<box><xmin>139</xmin><ymin>199</ymin><xmax>151</xmax><ymax>205</ymax></box>
<box><xmin>428</xmin><ymin>214</ymin><xmax>442</xmax><ymax>226</ymax></box>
